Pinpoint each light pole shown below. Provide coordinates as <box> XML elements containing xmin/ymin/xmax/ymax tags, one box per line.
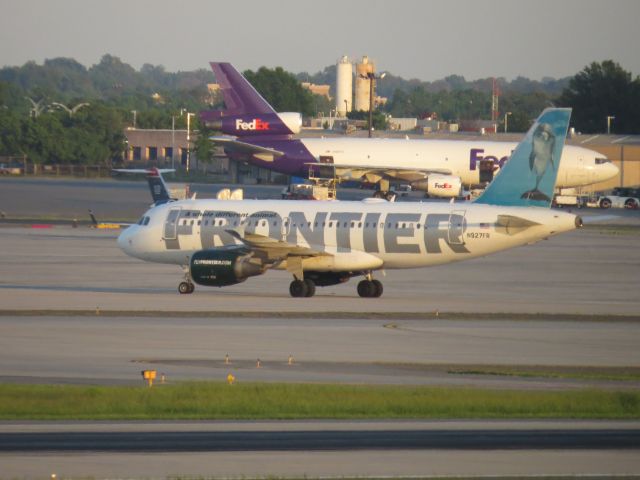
<box><xmin>186</xmin><ymin>112</ymin><xmax>194</xmax><ymax>173</ymax></box>
<box><xmin>504</xmin><ymin>112</ymin><xmax>512</xmax><ymax>133</ymax></box>
<box><xmin>51</xmin><ymin>102</ymin><xmax>90</xmax><ymax>116</ymax></box>
<box><xmin>359</xmin><ymin>71</ymin><xmax>386</xmax><ymax>138</ymax></box>
<box><xmin>606</xmin><ymin>115</ymin><xmax>615</xmax><ymax>135</ymax></box>
<box><xmin>131</xmin><ymin>110</ymin><xmax>137</xmax><ymax>129</ymax></box>
<box><xmin>171</xmin><ymin>115</ymin><xmax>176</xmax><ymax>170</ymax></box>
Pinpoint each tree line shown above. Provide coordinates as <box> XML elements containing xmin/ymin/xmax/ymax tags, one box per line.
<box><xmin>0</xmin><ymin>55</ymin><xmax>638</xmax><ymax>165</ymax></box>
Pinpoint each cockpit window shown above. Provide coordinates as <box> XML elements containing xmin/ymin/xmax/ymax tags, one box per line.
<box><xmin>143</xmin><ymin>216</ymin><xmax>150</xmax><ymax>226</ymax></box>
<box><xmin>137</xmin><ymin>217</ymin><xmax>145</xmax><ymax>225</ymax></box>
<box><xmin>595</xmin><ymin>157</ymin><xmax>610</xmax><ymax>164</ymax></box>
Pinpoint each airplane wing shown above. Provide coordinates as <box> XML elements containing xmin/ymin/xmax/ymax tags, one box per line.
<box><xmin>226</xmin><ymin>229</ymin><xmax>328</xmax><ymax>279</ymax></box>
<box><xmin>307</xmin><ymin>162</ymin><xmax>452</xmax><ymax>183</ymax></box>
<box><xmin>210</xmin><ymin>136</ymin><xmax>284</xmax><ymax>162</ymax></box>
<box><xmin>226</xmin><ymin>230</ymin><xmax>326</xmax><ymax>260</ymax></box>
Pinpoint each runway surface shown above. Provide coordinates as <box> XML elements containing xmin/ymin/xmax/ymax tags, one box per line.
<box><xmin>1</xmin><ymin>315</ymin><xmax>640</xmax><ymax>387</ymax></box>
<box><xmin>2</xmin><ymin>428</ymin><xmax>639</xmax><ymax>452</ymax></box>
<box><xmin>0</xmin><ymin>224</ymin><xmax>639</xmax><ymax>315</ymax></box>
<box><xmin>1</xmin><ymin>421</ymin><xmax>639</xmax><ymax>477</ymax></box>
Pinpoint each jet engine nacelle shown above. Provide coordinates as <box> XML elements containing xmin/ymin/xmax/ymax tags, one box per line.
<box><xmin>190</xmin><ymin>246</ymin><xmax>264</xmax><ymax>287</ymax></box>
<box><xmin>412</xmin><ymin>174</ymin><xmax>462</xmax><ymax>198</ymax></box>
<box><xmin>205</xmin><ymin>112</ymin><xmax>302</xmax><ymax>136</ymax></box>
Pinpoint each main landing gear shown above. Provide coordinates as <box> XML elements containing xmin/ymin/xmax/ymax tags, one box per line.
<box><xmin>372</xmin><ymin>190</ymin><xmax>397</xmax><ymax>202</ymax></box>
<box><xmin>357</xmin><ymin>279</ymin><xmax>383</xmax><ymax>298</ymax></box>
<box><xmin>289</xmin><ymin>278</ymin><xmax>316</xmax><ymax>298</ymax></box>
<box><xmin>288</xmin><ymin>274</ymin><xmax>383</xmax><ymax>298</ymax></box>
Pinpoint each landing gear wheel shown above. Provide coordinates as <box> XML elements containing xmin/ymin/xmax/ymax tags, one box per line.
<box><xmin>178</xmin><ymin>281</ymin><xmax>194</xmax><ymax>294</ymax></box>
<box><xmin>371</xmin><ymin>279</ymin><xmax>383</xmax><ymax>298</ymax></box>
<box><xmin>385</xmin><ymin>192</ymin><xmax>397</xmax><ymax>202</ymax></box>
<box><xmin>358</xmin><ymin>279</ymin><xmax>383</xmax><ymax>298</ymax></box>
<box><xmin>303</xmin><ymin>279</ymin><xmax>316</xmax><ymax>297</ymax></box>
<box><xmin>357</xmin><ymin>280</ymin><xmax>374</xmax><ymax>298</ymax></box>
<box><xmin>289</xmin><ymin>279</ymin><xmax>308</xmax><ymax>298</ymax></box>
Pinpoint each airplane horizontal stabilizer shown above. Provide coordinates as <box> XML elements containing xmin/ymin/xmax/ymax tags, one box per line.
<box><xmin>210</xmin><ymin>136</ymin><xmax>284</xmax><ymax>162</ymax></box>
<box><xmin>495</xmin><ymin>214</ymin><xmax>541</xmax><ymax>235</ymax></box>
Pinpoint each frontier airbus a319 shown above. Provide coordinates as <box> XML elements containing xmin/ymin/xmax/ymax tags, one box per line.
<box><xmin>200</xmin><ymin>63</ymin><xmax>617</xmax><ymax>199</ymax></box>
<box><xmin>118</xmin><ymin>108</ymin><xmax>582</xmax><ymax>298</ymax></box>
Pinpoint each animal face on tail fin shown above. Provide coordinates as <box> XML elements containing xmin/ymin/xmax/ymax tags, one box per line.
<box><xmin>474</xmin><ymin>108</ymin><xmax>571</xmax><ymax>207</ymax></box>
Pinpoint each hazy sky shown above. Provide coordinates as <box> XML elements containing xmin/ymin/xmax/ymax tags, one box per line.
<box><xmin>1</xmin><ymin>0</ymin><xmax>638</xmax><ymax>81</ymax></box>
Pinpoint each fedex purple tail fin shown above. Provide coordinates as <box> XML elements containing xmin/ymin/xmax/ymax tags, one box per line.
<box><xmin>201</xmin><ymin>62</ymin><xmax>302</xmax><ymax>137</ymax></box>
<box><xmin>209</xmin><ymin>62</ymin><xmax>276</xmax><ymax>116</ymax></box>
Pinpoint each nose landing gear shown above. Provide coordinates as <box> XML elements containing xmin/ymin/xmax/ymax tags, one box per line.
<box><xmin>178</xmin><ymin>281</ymin><xmax>195</xmax><ymax>294</ymax></box>
<box><xmin>178</xmin><ymin>265</ymin><xmax>195</xmax><ymax>294</ymax></box>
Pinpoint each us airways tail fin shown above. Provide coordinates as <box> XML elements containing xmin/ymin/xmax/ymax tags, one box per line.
<box><xmin>113</xmin><ymin>168</ymin><xmax>175</xmax><ymax>205</ymax></box>
<box><xmin>200</xmin><ymin>62</ymin><xmax>302</xmax><ymax>137</ymax></box>
<box><xmin>474</xmin><ymin>108</ymin><xmax>571</xmax><ymax>207</ymax></box>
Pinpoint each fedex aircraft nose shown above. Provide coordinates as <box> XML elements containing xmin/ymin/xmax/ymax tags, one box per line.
<box><xmin>601</xmin><ymin>161</ymin><xmax>620</xmax><ymax>182</ymax></box>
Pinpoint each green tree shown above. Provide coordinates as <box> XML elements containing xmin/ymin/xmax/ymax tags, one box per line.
<box><xmin>558</xmin><ymin>60</ymin><xmax>640</xmax><ymax>134</ymax></box>
<box><xmin>347</xmin><ymin>109</ymin><xmax>388</xmax><ymax>131</ymax></box>
<box><xmin>243</xmin><ymin>67</ymin><xmax>315</xmax><ymax>116</ymax></box>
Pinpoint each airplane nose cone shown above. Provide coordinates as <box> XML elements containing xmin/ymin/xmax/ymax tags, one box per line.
<box><xmin>117</xmin><ymin>227</ymin><xmax>135</xmax><ymax>256</ymax></box>
<box><xmin>605</xmin><ymin>162</ymin><xmax>620</xmax><ymax>181</ymax></box>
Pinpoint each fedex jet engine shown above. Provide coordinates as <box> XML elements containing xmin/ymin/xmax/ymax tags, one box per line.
<box><xmin>190</xmin><ymin>246</ymin><xmax>265</xmax><ymax>287</ymax></box>
<box><xmin>411</xmin><ymin>174</ymin><xmax>462</xmax><ymax>198</ymax></box>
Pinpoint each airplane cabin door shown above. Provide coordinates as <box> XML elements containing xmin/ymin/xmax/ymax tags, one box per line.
<box><xmin>163</xmin><ymin>208</ymin><xmax>181</xmax><ymax>240</ymax></box>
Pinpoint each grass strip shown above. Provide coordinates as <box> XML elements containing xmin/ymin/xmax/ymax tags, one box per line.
<box><xmin>583</xmin><ymin>224</ymin><xmax>640</xmax><ymax>236</ymax></box>
<box><xmin>445</xmin><ymin>365</ymin><xmax>640</xmax><ymax>382</ymax></box>
<box><xmin>0</xmin><ymin>382</ymin><xmax>638</xmax><ymax>420</ymax></box>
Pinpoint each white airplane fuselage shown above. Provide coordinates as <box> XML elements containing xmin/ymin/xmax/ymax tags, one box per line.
<box><xmin>118</xmin><ymin>198</ymin><xmax>579</xmax><ymax>272</ymax></box>
<box><xmin>296</xmin><ymin>138</ymin><xmax>617</xmax><ymax>188</ymax></box>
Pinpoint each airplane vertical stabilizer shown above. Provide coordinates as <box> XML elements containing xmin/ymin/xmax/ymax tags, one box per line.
<box><xmin>209</xmin><ymin>62</ymin><xmax>276</xmax><ymax>116</ymax></box>
<box><xmin>474</xmin><ymin>108</ymin><xmax>571</xmax><ymax>207</ymax></box>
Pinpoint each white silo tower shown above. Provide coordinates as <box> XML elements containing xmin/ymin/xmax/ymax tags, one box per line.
<box><xmin>355</xmin><ymin>55</ymin><xmax>375</xmax><ymax>112</ymax></box>
<box><xmin>335</xmin><ymin>56</ymin><xmax>352</xmax><ymax>117</ymax></box>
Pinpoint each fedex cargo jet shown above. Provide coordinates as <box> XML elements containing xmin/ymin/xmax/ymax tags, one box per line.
<box><xmin>201</xmin><ymin>63</ymin><xmax>617</xmax><ymax>199</ymax></box>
